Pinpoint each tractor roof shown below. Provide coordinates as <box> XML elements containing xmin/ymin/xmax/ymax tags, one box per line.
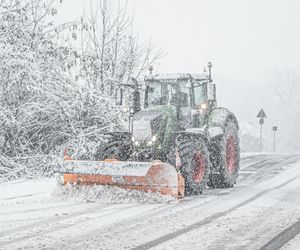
<box><xmin>144</xmin><ymin>73</ymin><xmax>209</xmax><ymax>82</ymax></box>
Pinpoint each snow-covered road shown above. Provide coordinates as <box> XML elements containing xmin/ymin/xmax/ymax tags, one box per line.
<box><xmin>1</xmin><ymin>154</ymin><xmax>300</xmax><ymax>250</ymax></box>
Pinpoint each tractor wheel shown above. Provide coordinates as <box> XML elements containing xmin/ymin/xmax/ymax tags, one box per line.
<box><xmin>166</xmin><ymin>137</ymin><xmax>177</xmax><ymax>167</ymax></box>
<box><xmin>95</xmin><ymin>134</ymin><xmax>132</xmax><ymax>161</ymax></box>
<box><xmin>209</xmin><ymin>121</ymin><xmax>240</xmax><ymax>188</ymax></box>
<box><xmin>177</xmin><ymin>137</ymin><xmax>210</xmax><ymax>195</ymax></box>
<box><xmin>166</xmin><ymin>147</ymin><xmax>176</xmax><ymax>167</ymax></box>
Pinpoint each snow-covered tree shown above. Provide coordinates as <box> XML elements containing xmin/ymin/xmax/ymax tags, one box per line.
<box><xmin>0</xmin><ymin>0</ymin><xmax>161</xmax><ymax>181</ymax></box>
<box><xmin>269</xmin><ymin>70</ymin><xmax>300</xmax><ymax>152</ymax></box>
<box><xmin>239</xmin><ymin>122</ymin><xmax>261</xmax><ymax>152</ymax></box>
<box><xmin>0</xmin><ymin>0</ymin><xmax>74</xmax><ymax>178</ymax></box>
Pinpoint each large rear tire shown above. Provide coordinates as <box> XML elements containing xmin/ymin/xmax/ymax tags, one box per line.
<box><xmin>177</xmin><ymin>136</ymin><xmax>210</xmax><ymax>195</ymax></box>
<box><xmin>209</xmin><ymin>121</ymin><xmax>240</xmax><ymax>188</ymax></box>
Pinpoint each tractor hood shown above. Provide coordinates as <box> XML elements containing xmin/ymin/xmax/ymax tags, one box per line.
<box><xmin>132</xmin><ymin>106</ymin><xmax>177</xmax><ymax>143</ymax></box>
<box><xmin>132</xmin><ymin>110</ymin><xmax>162</xmax><ymax>141</ymax></box>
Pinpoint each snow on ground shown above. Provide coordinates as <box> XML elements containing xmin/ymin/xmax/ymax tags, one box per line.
<box><xmin>240</xmin><ymin>152</ymin><xmax>278</xmax><ymax>157</ymax></box>
<box><xmin>157</xmin><ymin>164</ymin><xmax>300</xmax><ymax>250</ymax></box>
<box><xmin>282</xmin><ymin>233</ymin><xmax>300</xmax><ymax>250</ymax></box>
<box><xmin>0</xmin><ymin>154</ymin><xmax>300</xmax><ymax>249</ymax></box>
<box><xmin>56</xmin><ymin>183</ymin><xmax>177</xmax><ymax>204</ymax></box>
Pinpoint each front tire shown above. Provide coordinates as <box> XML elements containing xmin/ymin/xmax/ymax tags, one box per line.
<box><xmin>209</xmin><ymin>121</ymin><xmax>240</xmax><ymax>188</ymax></box>
<box><xmin>177</xmin><ymin>136</ymin><xmax>210</xmax><ymax>195</ymax></box>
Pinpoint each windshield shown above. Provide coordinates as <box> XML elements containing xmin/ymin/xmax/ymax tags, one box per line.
<box><xmin>193</xmin><ymin>83</ymin><xmax>207</xmax><ymax>106</ymax></box>
<box><xmin>170</xmin><ymin>83</ymin><xmax>190</xmax><ymax>107</ymax></box>
<box><xmin>146</xmin><ymin>81</ymin><xmax>191</xmax><ymax>108</ymax></box>
<box><xmin>147</xmin><ymin>81</ymin><xmax>170</xmax><ymax>107</ymax></box>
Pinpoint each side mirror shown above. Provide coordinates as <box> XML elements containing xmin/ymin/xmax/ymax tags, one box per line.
<box><xmin>115</xmin><ymin>88</ymin><xmax>123</xmax><ymax>106</ymax></box>
<box><xmin>207</xmin><ymin>83</ymin><xmax>216</xmax><ymax>102</ymax></box>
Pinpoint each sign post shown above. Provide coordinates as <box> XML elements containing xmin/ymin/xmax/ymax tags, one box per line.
<box><xmin>257</xmin><ymin>108</ymin><xmax>267</xmax><ymax>152</ymax></box>
<box><xmin>273</xmin><ymin>126</ymin><xmax>278</xmax><ymax>152</ymax></box>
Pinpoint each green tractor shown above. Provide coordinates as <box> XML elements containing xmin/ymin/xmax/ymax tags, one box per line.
<box><xmin>98</xmin><ymin>62</ymin><xmax>240</xmax><ymax>195</ymax></box>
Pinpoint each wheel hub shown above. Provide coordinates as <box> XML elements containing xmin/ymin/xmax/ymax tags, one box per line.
<box><xmin>226</xmin><ymin>135</ymin><xmax>236</xmax><ymax>173</ymax></box>
<box><xmin>192</xmin><ymin>152</ymin><xmax>206</xmax><ymax>183</ymax></box>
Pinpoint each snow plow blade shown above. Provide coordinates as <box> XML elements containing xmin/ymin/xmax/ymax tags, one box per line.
<box><xmin>60</xmin><ymin>159</ymin><xmax>185</xmax><ymax>198</ymax></box>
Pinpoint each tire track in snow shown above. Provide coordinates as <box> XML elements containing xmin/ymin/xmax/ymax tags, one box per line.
<box><xmin>238</xmin><ymin>156</ymin><xmax>298</xmax><ymax>185</ymax></box>
<box><xmin>0</xmin><ymin>203</ymin><xmax>114</xmax><ymax>241</ymax></box>
<box><xmin>239</xmin><ymin>154</ymin><xmax>280</xmax><ymax>169</ymax></box>
<box><xmin>50</xmin><ymin>201</ymin><xmax>188</xmax><ymax>250</ymax></box>
<box><xmin>198</xmin><ymin>183</ymin><xmax>300</xmax><ymax>249</ymax></box>
<box><xmin>0</xmin><ymin>192</ymin><xmax>44</xmax><ymax>201</ymax></box>
<box><xmin>132</xmin><ymin>168</ymin><xmax>300</xmax><ymax>249</ymax></box>
<box><xmin>0</xmin><ymin>202</ymin><xmax>84</xmax><ymax>216</ymax></box>
<box><xmin>260</xmin><ymin>219</ymin><xmax>300</xmax><ymax>250</ymax></box>
<box><xmin>12</xmin><ymin>203</ymin><xmax>179</xmax><ymax>250</ymax></box>
<box><xmin>240</xmin><ymin>154</ymin><xmax>274</xmax><ymax>169</ymax></box>
<box><xmin>0</xmin><ymin>179</ymin><xmax>28</xmax><ymax>187</ymax></box>
<box><xmin>241</xmin><ymin>155</ymin><xmax>289</xmax><ymax>171</ymax></box>
<box><xmin>0</xmin><ymin>203</ymin><xmax>140</xmax><ymax>248</ymax></box>
<box><xmin>240</xmin><ymin>157</ymin><xmax>272</xmax><ymax>170</ymax></box>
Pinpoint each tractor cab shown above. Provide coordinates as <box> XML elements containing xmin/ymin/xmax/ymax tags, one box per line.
<box><xmin>144</xmin><ymin>76</ymin><xmax>191</xmax><ymax>108</ymax></box>
<box><xmin>144</xmin><ymin>73</ymin><xmax>217</xmax><ymax>128</ymax></box>
<box><xmin>144</xmin><ymin>73</ymin><xmax>216</xmax><ymax>110</ymax></box>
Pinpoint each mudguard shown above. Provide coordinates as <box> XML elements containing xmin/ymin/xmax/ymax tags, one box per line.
<box><xmin>207</xmin><ymin>107</ymin><xmax>239</xmax><ymax>138</ymax></box>
<box><xmin>175</xmin><ymin>128</ymin><xmax>208</xmax><ymax>144</ymax></box>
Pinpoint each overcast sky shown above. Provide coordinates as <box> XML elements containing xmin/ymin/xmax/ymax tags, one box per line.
<box><xmin>58</xmin><ymin>0</ymin><xmax>300</xmax><ymax>151</ymax></box>
<box><xmin>59</xmin><ymin>0</ymin><xmax>300</xmax><ymax>73</ymax></box>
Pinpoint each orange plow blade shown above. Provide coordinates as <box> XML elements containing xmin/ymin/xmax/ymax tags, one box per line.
<box><xmin>60</xmin><ymin>159</ymin><xmax>185</xmax><ymax>198</ymax></box>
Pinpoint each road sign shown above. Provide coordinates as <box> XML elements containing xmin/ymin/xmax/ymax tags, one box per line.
<box><xmin>257</xmin><ymin>108</ymin><xmax>267</xmax><ymax>118</ymax></box>
<box><xmin>257</xmin><ymin>108</ymin><xmax>267</xmax><ymax>152</ymax></box>
<box><xmin>259</xmin><ymin>117</ymin><xmax>264</xmax><ymax>125</ymax></box>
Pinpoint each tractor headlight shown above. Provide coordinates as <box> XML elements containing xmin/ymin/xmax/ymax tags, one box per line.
<box><xmin>151</xmin><ymin>135</ymin><xmax>157</xmax><ymax>142</ymax></box>
<box><xmin>122</xmin><ymin>105</ymin><xmax>129</xmax><ymax>113</ymax></box>
<box><xmin>129</xmin><ymin>107</ymin><xmax>135</xmax><ymax>115</ymax></box>
<box><xmin>200</xmin><ymin>103</ymin><xmax>207</xmax><ymax>110</ymax></box>
<box><xmin>147</xmin><ymin>135</ymin><xmax>157</xmax><ymax>146</ymax></box>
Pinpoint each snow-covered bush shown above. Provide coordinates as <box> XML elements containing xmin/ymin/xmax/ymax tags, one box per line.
<box><xmin>239</xmin><ymin>122</ymin><xmax>262</xmax><ymax>152</ymax></box>
<box><xmin>0</xmin><ymin>0</ymin><xmax>160</xmax><ymax>181</ymax></box>
<box><xmin>0</xmin><ymin>0</ymin><xmax>73</xmax><ymax>180</ymax></box>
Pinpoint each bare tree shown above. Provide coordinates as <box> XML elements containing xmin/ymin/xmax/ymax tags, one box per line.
<box><xmin>77</xmin><ymin>0</ymin><xmax>163</xmax><ymax>96</ymax></box>
<box><xmin>269</xmin><ymin>69</ymin><xmax>300</xmax><ymax>152</ymax></box>
<box><xmin>269</xmin><ymin>69</ymin><xmax>300</xmax><ymax>111</ymax></box>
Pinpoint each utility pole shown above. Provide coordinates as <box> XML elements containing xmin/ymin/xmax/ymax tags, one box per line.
<box><xmin>257</xmin><ymin>108</ymin><xmax>267</xmax><ymax>152</ymax></box>
<box><xmin>273</xmin><ymin>126</ymin><xmax>278</xmax><ymax>152</ymax></box>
